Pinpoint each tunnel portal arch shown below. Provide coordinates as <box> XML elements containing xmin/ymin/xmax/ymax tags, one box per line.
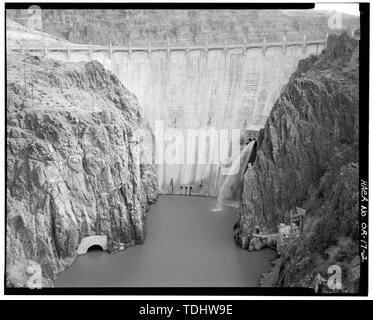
<box><xmin>76</xmin><ymin>235</ymin><xmax>108</xmax><ymax>255</ymax></box>
<box><xmin>87</xmin><ymin>244</ymin><xmax>104</xmax><ymax>251</ymax></box>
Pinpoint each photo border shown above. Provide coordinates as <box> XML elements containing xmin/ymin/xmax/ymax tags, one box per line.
<box><xmin>3</xmin><ymin>1</ymin><xmax>369</xmax><ymax>296</ymax></box>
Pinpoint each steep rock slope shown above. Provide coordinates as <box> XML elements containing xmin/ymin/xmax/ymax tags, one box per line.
<box><xmin>6</xmin><ymin>54</ymin><xmax>159</xmax><ymax>287</ymax></box>
<box><xmin>7</xmin><ymin>9</ymin><xmax>359</xmax><ymax>45</ymax></box>
<box><xmin>6</xmin><ymin>19</ymin><xmax>71</xmax><ymax>47</ymax></box>
<box><xmin>238</xmin><ymin>32</ymin><xmax>359</xmax><ymax>292</ymax></box>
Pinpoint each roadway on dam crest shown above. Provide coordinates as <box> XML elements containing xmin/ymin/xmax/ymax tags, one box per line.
<box><xmin>54</xmin><ymin>195</ymin><xmax>276</xmax><ymax>287</ymax></box>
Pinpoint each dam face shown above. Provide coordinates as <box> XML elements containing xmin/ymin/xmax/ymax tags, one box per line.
<box><xmin>41</xmin><ymin>44</ymin><xmax>324</xmax><ymax>195</ymax></box>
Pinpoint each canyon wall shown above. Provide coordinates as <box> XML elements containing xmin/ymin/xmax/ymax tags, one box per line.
<box><xmin>238</xmin><ymin>32</ymin><xmax>360</xmax><ymax>292</ymax></box>
<box><xmin>6</xmin><ymin>53</ymin><xmax>158</xmax><ymax>287</ymax></box>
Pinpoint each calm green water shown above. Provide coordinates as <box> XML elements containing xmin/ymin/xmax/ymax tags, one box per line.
<box><xmin>54</xmin><ymin>195</ymin><xmax>276</xmax><ymax>287</ymax></box>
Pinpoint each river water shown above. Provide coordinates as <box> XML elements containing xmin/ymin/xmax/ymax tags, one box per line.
<box><xmin>54</xmin><ymin>195</ymin><xmax>276</xmax><ymax>287</ymax></box>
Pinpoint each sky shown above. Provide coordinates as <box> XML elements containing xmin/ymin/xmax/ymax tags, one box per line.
<box><xmin>314</xmin><ymin>3</ymin><xmax>360</xmax><ymax>16</ymax></box>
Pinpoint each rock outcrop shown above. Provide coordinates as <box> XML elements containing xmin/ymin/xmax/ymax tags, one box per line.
<box><xmin>237</xmin><ymin>32</ymin><xmax>359</xmax><ymax>292</ymax></box>
<box><xmin>7</xmin><ymin>9</ymin><xmax>359</xmax><ymax>45</ymax></box>
<box><xmin>6</xmin><ymin>53</ymin><xmax>159</xmax><ymax>287</ymax></box>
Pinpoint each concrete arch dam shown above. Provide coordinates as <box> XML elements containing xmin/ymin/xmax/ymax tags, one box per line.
<box><xmin>13</xmin><ymin>40</ymin><xmax>325</xmax><ymax>196</ymax></box>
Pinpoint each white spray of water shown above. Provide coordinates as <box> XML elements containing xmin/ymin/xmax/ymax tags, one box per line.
<box><xmin>212</xmin><ymin>140</ymin><xmax>256</xmax><ymax>212</ymax></box>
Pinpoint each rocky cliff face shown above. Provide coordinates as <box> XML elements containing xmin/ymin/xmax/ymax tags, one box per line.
<box><xmin>7</xmin><ymin>9</ymin><xmax>359</xmax><ymax>45</ymax></box>
<box><xmin>6</xmin><ymin>53</ymin><xmax>159</xmax><ymax>287</ymax></box>
<box><xmin>238</xmin><ymin>32</ymin><xmax>360</xmax><ymax>292</ymax></box>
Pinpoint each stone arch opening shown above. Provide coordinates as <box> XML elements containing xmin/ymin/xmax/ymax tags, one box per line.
<box><xmin>76</xmin><ymin>235</ymin><xmax>108</xmax><ymax>255</ymax></box>
<box><xmin>87</xmin><ymin>244</ymin><xmax>104</xmax><ymax>252</ymax></box>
